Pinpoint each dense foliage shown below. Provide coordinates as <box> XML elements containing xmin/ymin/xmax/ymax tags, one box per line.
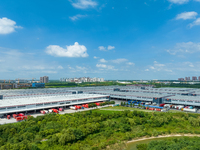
<box><xmin>136</xmin><ymin>137</ymin><xmax>200</xmax><ymax>150</ymax></box>
<box><xmin>45</xmin><ymin>81</ymin><xmax>126</xmax><ymax>88</ymax></box>
<box><xmin>1</xmin><ymin>109</ymin><xmax>200</xmax><ymax>150</ymax></box>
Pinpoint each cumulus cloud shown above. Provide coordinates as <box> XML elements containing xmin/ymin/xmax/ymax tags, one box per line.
<box><xmin>99</xmin><ymin>58</ymin><xmax>107</xmax><ymax>63</ymax></box>
<box><xmin>46</xmin><ymin>42</ymin><xmax>89</xmax><ymax>57</ymax></box>
<box><xmin>166</xmin><ymin>42</ymin><xmax>200</xmax><ymax>55</ymax></box>
<box><xmin>70</xmin><ymin>0</ymin><xmax>97</xmax><ymax>9</ymax></box>
<box><xmin>93</xmin><ymin>56</ymin><xmax>98</xmax><ymax>59</ymax></box>
<box><xmin>168</xmin><ymin>0</ymin><xmax>189</xmax><ymax>4</ymax></box>
<box><xmin>98</xmin><ymin>46</ymin><xmax>106</xmax><ymax>51</ymax></box>
<box><xmin>126</xmin><ymin>62</ymin><xmax>135</xmax><ymax>66</ymax></box>
<box><xmin>96</xmin><ymin>64</ymin><xmax>116</xmax><ymax>70</ymax></box>
<box><xmin>111</xmin><ymin>58</ymin><xmax>128</xmax><ymax>64</ymax></box>
<box><xmin>98</xmin><ymin>45</ymin><xmax>115</xmax><ymax>51</ymax></box>
<box><xmin>69</xmin><ymin>14</ymin><xmax>87</xmax><ymax>21</ymax></box>
<box><xmin>176</xmin><ymin>11</ymin><xmax>198</xmax><ymax>20</ymax></box>
<box><xmin>0</xmin><ymin>17</ymin><xmax>22</xmax><ymax>34</ymax></box>
<box><xmin>189</xmin><ymin>18</ymin><xmax>200</xmax><ymax>28</ymax></box>
<box><xmin>57</xmin><ymin>65</ymin><xmax>64</xmax><ymax>69</ymax></box>
<box><xmin>148</xmin><ymin>61</ymin><xmax>172</xmax><ymax>73</ymax></box>
<box><xmin>107</xmin><ymin>45</ymin><xmax>115</xmax><ymax>50</ymax></box>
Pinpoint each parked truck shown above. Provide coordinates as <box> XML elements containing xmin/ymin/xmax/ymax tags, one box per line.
<box><xmin>182</xmin><ymin>108</ymin><xmax>197</xmax><ymax>113</ymax></box>
<box><xmin>59</xmin><ymin>108</ymin><xmax>64</xmax><ymax>111</ymax></box>
<box><xmin>70</xmin><ymin>106</ymin><xmax>77</xmax><ymax>110</ymax></box>
<box><xmin>7</xmin><ymin>115</ymin><xmax>10</xmax><ymax>119</ymax></box>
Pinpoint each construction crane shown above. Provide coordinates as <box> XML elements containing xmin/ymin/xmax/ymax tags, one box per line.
<box><xmin>16</xmin><ymin>78</ymin><xmax>36</xmax><ymax>83</ymax></box>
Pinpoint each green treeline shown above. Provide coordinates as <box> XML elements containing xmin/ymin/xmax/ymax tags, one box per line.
<box><xmin>136</xmin><ymin>137</ymin><xmax>200</xmax><ymax>150</ymax></box>
<box><xmin>45</xmin><ymin>81</ymin><xmax>126</xmax><ymax>88</ymax></box>
<box><xmin>1</xmin><ymin>110</ymin><xmax>200</xmax><ymax>150</ymax></box>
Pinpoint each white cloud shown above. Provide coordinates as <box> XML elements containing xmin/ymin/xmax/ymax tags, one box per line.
<box><xmin>189</xmin><ymin>18</ymin><xmax>200</xmax><ymax>27</ymax></box>
<box><xmin>96</xmin><ymin>64</ymin><xmax>115</xmax><ymax>70</ymax></box>
<box><xmin>71</xmin><ymin>0</ymin><xmax>97</xmax><ymax>9</ymax></box>
<box><xmin>46</xmin><ymin>42</ymin><xmax>89</xmax><ymax>57</ymax></box>
<box><xmin>99</xmin><ymin>58</ymin><xmax>107</xmax><ymax>63</ymax></box>
<box><xmin>154</xmin><ymin>61</ymin><xmax>165</xmax><ymax>67</ymax></box>
<box><xmin>96</xmin><ymin>64</ymin><xmax>107</xmax><ymax>68</ymax></box>
<box><xmin>0</xmin><ymin>17</ymin><xmax>22</xmax><ymax>34</ymax></box>
<box><xmin>98</xmin><ymin>45</ymin><xmax>115</xmax><ymax>51</ymax></box>
<box><xmin>145</xmin><ymin>69</ymin><xmax>149</xmax><ymax>71</ymax></box>
<box><xmin>107</xmin><ymin>45</ymin><xmax>115</xmax><ymax>50</ymax></box>
<box><xmin>166</xmin><ymin>42</ymin><xmax>200</xmax><ymax>55</ymax></box>
<box><xmin>127</xmin><ymin>62</ymin><xmax>135</xmax><ymax>66</ymax></box>
<box><xmin>76</xmin><ymin>66</ymin><xmax>87</xmax><ymax>70</ymax></box>
<box><xmin>93</xmin><ymin>56</ymin><xmax>98</xmax><ymax>59</ymax></box>
<box><xmin>98</xmin><ymin>46</ymin><xmax>106</xmax><ymax>51</ymax></box>
<box><xmin>58</xmin><ymin>65</ymin><xmax>64</xmax><ymax>69</ymax></box>
<box><xmin>111</xmin><ymin>58</ymin><xmax>128</xmax><ymax>64</ymax></box>
<box><xmin>176</xmin><ymin>11</ymin><xmax>198</xmax><ymax>20</ymax></box>
<box><xmin>168</xmin><ymin>0</ymin><xmax>189</xmax><ymax>4</ymax></box>
<box><xmin>69</xmin><ymin>14</ymin><xmax>87</xmax><ymax>21</ymax></box>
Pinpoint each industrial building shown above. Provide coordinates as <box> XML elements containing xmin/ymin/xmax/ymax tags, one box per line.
<box><xmin>1</xmin><ymin>85</ymin><xmax>200</xmax><ymax>116</ymax></box>
<box><xmin>0</xmin><ymin>94</ymin><xmax>109</xmax><ymax>116</ymax></box>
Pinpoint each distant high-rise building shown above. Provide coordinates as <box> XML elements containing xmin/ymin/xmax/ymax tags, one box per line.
<box><xmin>192</xmin><ymin>76</ymin><xmax>197</xmax><ymax>81</ymax></box>
<box><xmin>40</xmin><ymin>76</ymin><xmax>49</xmax><ymax>83</ymax></box>
<box><xmin>198</xmin><ymin>76</ymin><xmax>200</xmax><ymax>81</ymax></box>
<box><xmin>185</xmin><ymin>77</ymin><xmax>190</xmax><ymax>81</ymax></box>
<box><xmin>178</xmin><ymin>78</ymin><xmax>184</xmax><ymax>81</ymax></box>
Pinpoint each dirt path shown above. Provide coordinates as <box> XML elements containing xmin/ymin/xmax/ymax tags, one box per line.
<box><xmin>127</xmin><ymin>134</ymin><xmax>200</xmax><ymax>144</ymax></box>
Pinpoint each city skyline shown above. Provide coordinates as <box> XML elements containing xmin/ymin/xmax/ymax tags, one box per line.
<box><xmin>0</xmin><ymin>0</ymin><xmax>200</xmax><ymax>80</ymax></box>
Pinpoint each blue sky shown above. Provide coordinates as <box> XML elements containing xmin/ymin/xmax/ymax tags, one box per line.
<box><xmin>0</xmin><ymin>0</ymin><xmax>200</xmax><ymax>80</ymax></box>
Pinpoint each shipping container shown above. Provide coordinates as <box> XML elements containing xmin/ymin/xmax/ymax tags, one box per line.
<box><xmin>149</xmin><ymin>107</ymin><xmax>155</xmax><ymax>110</ymax></box>
<box><xmin>155</xmin><ymin>108</ymin><xmax>161</xmax><ymax>111</ymax></box>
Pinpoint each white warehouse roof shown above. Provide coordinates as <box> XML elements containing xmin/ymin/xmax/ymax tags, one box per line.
<box><xmin>0</xmin><ymin>94</ymin><xmax>109</xmax><ymax>108</ymax></box>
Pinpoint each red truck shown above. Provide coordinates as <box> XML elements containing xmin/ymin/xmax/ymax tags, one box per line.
<box><xmin>75</xmin><ymin>105</ymin><xmax>82</xmax><ymax>109</ymax></box>
<box><xmin>59</xmin><ymin>108</ymin><xmax>64</xmax><ymax>111</ymax></box>
<box><xmin>82</xmin><ymin>104</ymin><xmax>89</xmax><ymax>108</ymax></box>
<box><xmin>7</xmin><ymin>115</ymin><xmax>11</xmax><ymax>119</ymax></box>
<box><xmin>16</xmin><ymin>115</ymin><xmax>30</xmax><ymax>122</ymax></box>
<box><xmin>95</xmin><ymin>103</ymin><xmax>100</xmax><ymax>106</ymax></box>
<box><xmin>159</xmin><ymin>103</ymin><xmax>165</xmax><ymax>107</ymax></box>
<box><xmin>52</xmin><ymin>109</ymin><xmax>59</xmax><ymax>113</ymax></box>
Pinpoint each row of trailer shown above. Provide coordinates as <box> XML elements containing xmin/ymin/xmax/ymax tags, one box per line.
<box><xmin>40</xmin><ymin>108</ymin><xmax>64</xmax><ymax>114</ymax></box>
<box><xmin>11</xmin><ymin>113</ymin><xmax>31</xmax><ymax>122</ymax></box>
<box><xmin>127</xmin><ymin>100</ymin><xmax>199</xmax><ymax>113</ymax></box>
<box><xmin>160</xmin><ymin>104</ymin><xmax>198</xmax><ymax>113</ymax></box>
<box><xmin>70</xmin><ymin>102</ymin><xmax>102</xmax><ymax>110</ymax></box>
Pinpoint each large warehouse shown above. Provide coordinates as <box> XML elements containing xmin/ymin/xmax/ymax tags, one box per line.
<box><xmin>1</xmin><ymin>85</ymin><xmax>200</xmax><ymax>116</ymax></box>
<box><xmin>0</xmin><ymin>94</ymin><xmax>109</xmax><ymax>115</ymax></box>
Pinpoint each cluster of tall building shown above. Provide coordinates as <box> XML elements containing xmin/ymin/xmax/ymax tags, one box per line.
<box><xmin>178</xmin><ymin>76</ymin><xmax>200</xmax><ymax>81</ymax></box>
<box><xmin>60</xmin><ymin>77</ymin><xmax>104</xmax><ymax>83</ymax></box>
<box><xmin>40</xmin><ymin>76</ymin><xmax>49</xmax><ymax>83</ymax></box>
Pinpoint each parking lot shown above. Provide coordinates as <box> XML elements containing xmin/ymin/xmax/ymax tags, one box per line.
<box><xmin>0</xmin><ymin>105</ymin><xmax>113</xmax><ymax>125</ymax></box>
